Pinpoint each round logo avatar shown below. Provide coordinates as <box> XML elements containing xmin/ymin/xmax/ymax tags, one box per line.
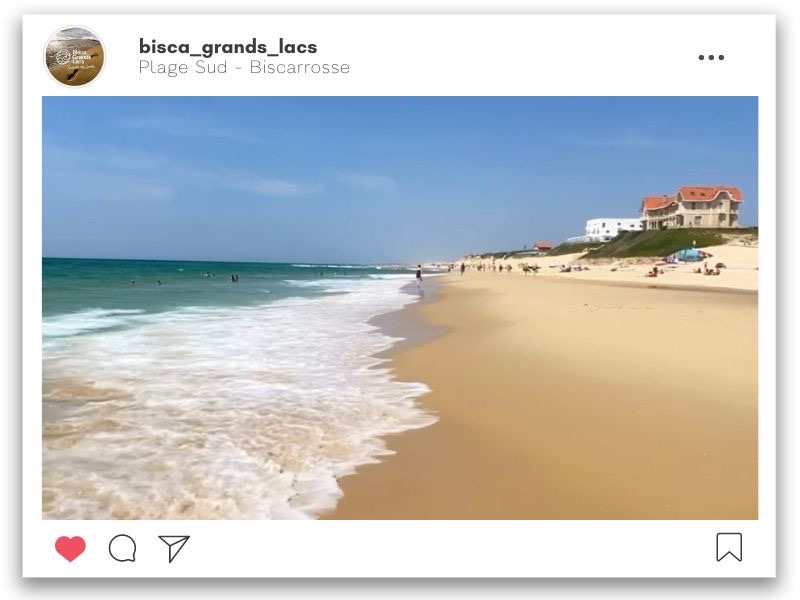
<box><xmin>45</xmin><ymin>26</ymin><xmax>104</xmax><ymax>86</ymax></box>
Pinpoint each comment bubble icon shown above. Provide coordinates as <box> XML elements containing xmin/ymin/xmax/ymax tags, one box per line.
<box><xmin>108</xmin><ymin>534</ymin><xmax>137</xmax><ymax>562</ymax></box>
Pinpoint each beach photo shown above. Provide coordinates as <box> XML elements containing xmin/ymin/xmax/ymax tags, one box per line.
<box><xmin>44</xmin><ymin>26</ymin><xmax>104</xmax><ymax>86</ymax></box>
<box><xmin>42</xmin><ymin>96</ymin><xmax>758</xmax><ymax>520</ymax></box>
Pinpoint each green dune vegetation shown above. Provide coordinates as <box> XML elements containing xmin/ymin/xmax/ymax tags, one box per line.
<box><xmin>466</xmin><ymin>228</ymin><xmax>758</xmax><ymax>262</ymax></box>
<box><xmin>580</xmin><ymin>227</ymin><xmax>758</xmax><ymax>259</ymax></box>
<box><xmin>548</xmin><ymin>241</ymin><xmax>603</xmax><ymax>256</ymax></box>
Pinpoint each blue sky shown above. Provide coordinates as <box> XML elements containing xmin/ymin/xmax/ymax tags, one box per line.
<box><xmin>43</xmin><ymin>96</ymin><xmax>758</xmax><ymax>263</ymax></box>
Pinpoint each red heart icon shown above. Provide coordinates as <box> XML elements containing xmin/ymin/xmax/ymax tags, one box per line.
<box><xmin>55</xmin><ymin>536</ymin><xmax>86</xmax><ymax>562</ymax></box>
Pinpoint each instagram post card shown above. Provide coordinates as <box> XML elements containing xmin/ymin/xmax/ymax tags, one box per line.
<box><xmin>21</xmin><ymin>14</ymin><xmax>775</xmax><ymax>578</ymax></box>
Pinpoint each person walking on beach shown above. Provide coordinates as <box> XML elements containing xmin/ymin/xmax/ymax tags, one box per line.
<box><xmin>460</xmin><ymin>262</ymin><xmax>466</xmax><ymax>276</ymax></box>
<box><xmin>415</xmin><ymin>264</ymin><xmax>423</xmax><ymax>289</ymax></box>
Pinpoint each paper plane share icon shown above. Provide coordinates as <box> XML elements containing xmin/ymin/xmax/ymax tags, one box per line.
<box><xmin>158</xmin><ymin>535</ymin><xmax>190</xmax><ymax>563</ymax></box>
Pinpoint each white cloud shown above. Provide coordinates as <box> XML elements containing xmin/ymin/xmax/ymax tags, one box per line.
<box><xmin>45</xmin><ymin>172</ymin><xmax>174</xmax><ymax>202</ymax></box>
<box><xmin>120</xmin><ymin>116</ymin><xmax>263</xmax><ymax>144</ymax></box>
<box><xmin>569</xmin><ymin>132</ymin><xmax>665</xmax><ymax>150</ymax></box>
<box><xmin>45</xmin><ymin>144</ymin><xmax>166</xmax><ymax>172</ymax></box>
<box><xmin>338</xmin><ymin>173</ymin><xmax>397</xmax><ymax>193</ymax></box>
<box><xmin>567</xmin><ymin>131</ymin><xmax>712</xmax><ymax>153</ymax></box>
<box><xmin>93</xmin><ymin>179</ymin><xmax>175</xmax><ymax>201</ymax></box>
<box><xmin>236</xmin><ymin>178</ymin><xmax>321</xmax><ymax>198</ymax></box>
<box><xmin>169</xmin><ymin>166</ymin><xmax>321</xmax><ymax>198</ymax></box>
<box><xmin>45</xmin><ymin>143</ymin><xmax>320</xmax><ymax>201</ymax></box>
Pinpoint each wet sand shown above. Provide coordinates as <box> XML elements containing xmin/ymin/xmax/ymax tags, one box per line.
<box><xmin>327</xmin><ymin>274</ymin><xmax>758</xmax><ymax>519</ymax></box>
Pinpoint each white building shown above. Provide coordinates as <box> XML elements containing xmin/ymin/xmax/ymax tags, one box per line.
<box><xmin>584</xmin><ymin>218</ymin><xmax>643</xmax><ymax>241</ymax></box>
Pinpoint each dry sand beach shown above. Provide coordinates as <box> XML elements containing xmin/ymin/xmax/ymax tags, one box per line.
<box><xmin>459</xmin><ymin>243</ymin><xmax>758</xmax><ymax>291</ymax></box>
<box><xmin>329</xmin><ymin>249</ymin><xmax>757</xmax><ymax>519</ymax></box>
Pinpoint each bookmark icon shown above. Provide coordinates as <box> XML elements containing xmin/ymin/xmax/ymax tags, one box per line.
<box><xmin>158</xmin><ymin>535</ymin><xmax>190</xmax><ymax>563</ymax></box>
<box><xmin>716</xmin><ymin>533</ymin><xmax>742</xmax><ymax>562</ymax></box>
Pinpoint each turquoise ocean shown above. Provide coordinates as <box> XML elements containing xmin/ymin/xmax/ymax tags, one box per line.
<box><xmin>42</xmin><ymin>258</ymin><xmax>435</xmax><ymax>519</ymax></box>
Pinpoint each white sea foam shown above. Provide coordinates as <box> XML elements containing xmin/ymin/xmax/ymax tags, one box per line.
<box><xmin>283</xmin><ymin>279</ymin><xmax>331</xmax><ymax>288</ymax></box>
<box><xmin>42</xmin><ymin>278</ymin><xmax>434</xmax><ymax>519</ymax></box>
<box><xmin>43</xmin><ymin>308</ymin><xmax>147</xmax><ymax>338</ymax></box>
<box><xmin>291</xmin><ymin>264</ymin><xmax>373</xmax><ymax>269</ymax></box>
<box><xmin>368</xmin><ymin>273</ymin><xmax>417</xmax><ymax>280</ymax></box>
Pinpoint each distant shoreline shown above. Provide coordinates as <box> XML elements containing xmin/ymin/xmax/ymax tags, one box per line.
<box><xmin>438</xmin><ymin>241</ymin><xmax>758</xmax><ymax>293</ymax></box>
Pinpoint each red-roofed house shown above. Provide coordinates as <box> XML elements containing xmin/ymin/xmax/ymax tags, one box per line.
<box><xmin>640</xmin><ymin>186</ymin><xmax>743</xmax><ymax>230</ymax></box>
<box><xmin>533</xmin><ymin>240</ymin><xmax>553</xmax><ymax>252</ymax></box>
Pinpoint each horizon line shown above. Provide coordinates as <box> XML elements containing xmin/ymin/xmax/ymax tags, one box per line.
<box><xmin>42</xmin><ymin>255</ymin><xmax>418</xmax><ymax>266</ymax></box>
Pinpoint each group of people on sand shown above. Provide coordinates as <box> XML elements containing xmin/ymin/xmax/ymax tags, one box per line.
<box><xmin>447</xmin><ymin>255</ymin><xmax>733</xmax><ymax>282</ymax></box>
<box><xmin>648</xmin><ymin>260</ymin><xmax>725</xmax><ymax>278</ymax></box>
<box><xmin>694</xmin><ymin>262</ymin><xmax>723</xmax><ymax>276</ymax></box>
<box><xmin>456</xmin><ymin>261</ymin><xmax>521</xmax><ymax>274</ymax></box>
<box><xmin>557</xmin><ymin>264</ymin><xmax>588</xmax><ymax>273</ymax></box>
<box><xmin>645</xmin><ymin>266</ymin><xmax>666</xmax><ymax>278</ymax></box>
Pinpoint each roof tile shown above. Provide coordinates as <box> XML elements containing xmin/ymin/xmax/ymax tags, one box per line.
<box><xmin>679</xmin><ymin>186</ymin><xmax>743</xmax><ymax>202</ymax></box>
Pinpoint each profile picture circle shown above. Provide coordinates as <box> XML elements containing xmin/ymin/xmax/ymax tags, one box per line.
<box><xmin>44</xmin><ymin>26</ymin><xmax>104</xmax><ymax>86</ymax></box>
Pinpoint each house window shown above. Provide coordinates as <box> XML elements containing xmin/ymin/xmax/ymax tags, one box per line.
<box><xmin>694</xmin><ymin>215</ymin><xmax>702</xmax><ymax>225</ymax></box>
